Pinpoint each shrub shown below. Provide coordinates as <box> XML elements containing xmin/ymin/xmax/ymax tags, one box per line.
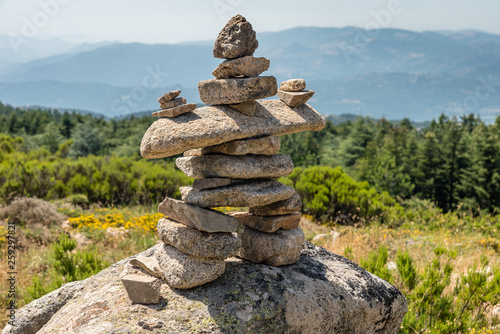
<box><xmin>0</xmin><ymin>197</ymin><xmax>65</xmax><ymax>227</ymax></box>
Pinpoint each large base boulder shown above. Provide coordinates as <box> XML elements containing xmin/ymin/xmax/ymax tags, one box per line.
<box><xmin>2</xmin><ymin>243</ymin><xmax>407</xmax><ymax>334</ymax></box>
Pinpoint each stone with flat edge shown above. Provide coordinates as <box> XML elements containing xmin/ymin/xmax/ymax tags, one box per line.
<box><xmin>155</xmin><ymin>243</ymin><xmax>225</xmax><ymax>290</ymax></box>
<box><xmin>198</xmin><ymin>76</ymin><xmax>277</xmax><ymax>105</ymax></box>
<box><xmin>176</xmin><ymin>154</ymin><xmax>293</xmax><ymax>179</ymax></box>
<box><xmin>140</xmin><ymin>99</ymin><xmax>325</xmax><ymax>159</ymax></box>
<box><xmin>250</xmin><ymin>192</ymin><xmax>302</xmax><ymax>216</ymax></box>
<box><xmin>212</xmin><ymin>56</ymin><xmax>270</xmax><ymax>79</ymax></box>
<box><xmin>121</xmin><ymin>274</ymin><xmax>161</xmax><ymax>304</ymax></box>
<box><xmin>278</xmin><ymin>89</ymin><xmax>315</xmax><ymax>108</ymax></box>
<box><xmin>229</xmin><ymin>100</ymin><xmax>257</xmax><ymax>116</ymax></box>
<box><xmin>157</xmin><ymin>218</ymin><xmax>241</xmax><ymax>260</ymax></box>
<box><xmin>158</xmin><ymin>90</ymin><xmax>181</xmax><ymax>104</ymax></box>
<box><xmin>202</xmin><ymin>136</ymin><xmax>280</xmax><ymax>156</ymax></box>
<box><xmin>193</xmin><ymin>178</ymin><xmax>232</xmax><ymax>190</ymax></box>
<box><xmin>280</xmin><ymin>79</ymin><xmax>306</xmax><ymax>92</ymax></box>
<box><xmin>129</xmin><ymin>256</ymin><xmax>163</xmax><ymax>279</ymax></box>
<box><xmin>213</xmin><ymin>14</ymin><xmax>258</xmax><ymax>59</ymax></box>
<box><xmin>160</xmin><ymin>97</ymin><xmax>186</xmax><ymax>110</ymax></box>
<box><xmin>152</xmin><ymin>103</ymin><xmax>196</xmax><ymax>118</ymax></box>
<box><xmin>237</xmin><ymin>226</ymin><xmax>305</xmax><ymax>266</ymax></box>
<box><xmin>158</xmin><ymin>197</ymin><xmax>239</xmax><ymax>233</ymax></box>
<box><xmin>180</xmin><ymin>180</ymin><xmax>295</xmax><ymax>208</ymax></box>
<box><xmin>230</xmin><ymin>212</ymin><xmax>301</xmax><ymax>233</ymax></box>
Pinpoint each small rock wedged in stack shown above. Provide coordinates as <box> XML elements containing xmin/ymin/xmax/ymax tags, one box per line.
<box><xmin>278</xmin><ymin>78</ymin><xmax>315</xmax><ymax>108</ymax></box>
<box><xmin>139</xmin><ymin>14</ymin><xmax>326</xmax><ymax>290</ymax></box>
<box><xmin>152</xmin><ymin>89</ymin><xmax>197</xmax><ymax>118</ymax></box>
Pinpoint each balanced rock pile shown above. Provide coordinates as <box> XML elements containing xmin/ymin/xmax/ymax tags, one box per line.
<box><xmin>139</xmin><ymin>14</ymin><xmax>325</xmax><ymax>290</ymax></box>
<box><xmin>152</xmin><ymin>90</ymin><xmax>196</xmax><ymax>117</ymax></box>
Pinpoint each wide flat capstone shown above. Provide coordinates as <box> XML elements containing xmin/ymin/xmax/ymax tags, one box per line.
<box><xmin>140</xmin><ymin>100</ymin><xmax>325</xmax><ymax>159</ymax></box>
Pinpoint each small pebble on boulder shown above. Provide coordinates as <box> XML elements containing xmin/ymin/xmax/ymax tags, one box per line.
<box><xmin>121</xmin><ymin>274</ymin><xmax>161</xmax><ymax>304</ymax></box>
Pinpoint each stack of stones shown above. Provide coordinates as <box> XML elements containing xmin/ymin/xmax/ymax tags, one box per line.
<box><xmin>139</xmin><ymin>14</ymin><xmax>326</xmax><ymax>290</ymax></box>
<box><xmin>153</xmin><ymin>90</ymin><xmax>196</xmax><ymax>118</ymax></box>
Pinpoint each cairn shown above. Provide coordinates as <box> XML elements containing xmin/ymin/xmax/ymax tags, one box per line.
<box><xmin>139</xmin><ymin>14</ymin><xmax>325</xmax><ymax>289</ymax></box>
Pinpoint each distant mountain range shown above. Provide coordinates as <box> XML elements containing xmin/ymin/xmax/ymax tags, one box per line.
<box><xmin>0</xmin><ymin>27</ymin><xmax>499</xmax><ymax>121</ymax></box>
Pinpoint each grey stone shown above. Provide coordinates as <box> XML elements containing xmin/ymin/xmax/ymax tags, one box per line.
<box><xmin>157</xmin><ymin>218</ymin><xmax>241</xmax><ymax>260</ymax></box>
<box><xmin>198</xmin><ymin>76</ymin><xmax>277</xmax><ymax>105</ymax></box>
<box><xmin>129</xmin><ymin>256</ymin><xmax>163</xmax><ymax>279</ymax></box>
<box><xmin>230</xmin><ymin>212</ymin><xmax>301</xmax><ymax>233</ymax></box>
<box><xmin>158</xmin><ymin>90</ymin><xmax>181</xmax><ymax>104</ymax></box>
<box><xmin>202</xmin><ymin>136</ymin><xmax>280</xmax><ymax>156</ymax></box>
<box><xmin>229</xmin><ymin>100</ymin><xmax>257</xmax><ymax>116</ymax></box>
<box><xmin>159</xmin><ymin>97</ymin><xmax>186</xmax><ymax>110</ymax></box>
<box><xmin>278</xmin><ymin>89</ymin><xmax>315</xmax><ymax>108</ymax></box>
<box><xmin>238</xmin><ymin>226</ymin><xmax>305</xmax><ymax>266</ymax></box>
<box><xmin>152</xmin><ymin>103</ymin><xmax>197</xmax><ymax>118</ymax></box>
<box><xmin>140</xmin><ymin>99</ymin><xmax>325</xmax><ymax>159</ymax></box>
<box><xmin>280</xmin><ymin>79</ymin><xmax>306</xmax><ymax>92</ymax></box>
<box><xmin>6</xmin><ymin>243</ymin><xmax>407</xmax><ymax>334</ymax></box>
<box><xmin>156</xmin><ymin>244</ymin><xmax>225</xmax><ymax>290</ymax></box>
<box><xmin>180</xmin><ymin>180</ymin><xmax>295</xmax><ymax>208</ymax></box>
<box><xmin>193</xmin><ymin>178</ymin><xmax>232</xmax><ymax>190</ymax></box>
<box><xmin>121</xmin><ymin>274</ymin><xmax>161</xmax><ymax>304</ymax></box>
<box><xmin>212</xmin><ymin>56</ymin><xmax>270</xmax><ymax>79</ymax></box>
<box><xmin>213</xmin><ymin>14</ymin><xmax>259</xmax><ymax>59</ymax></box>
<box><xmin>176</xmin><ymin>154</ymin><xmax>293</xmax><ymax>179</ymax></box>
<box><xmin>250</xmin><ymin>192</ymin><xmax>302</xmax><ymax>216</ymax></box>
<box><xmin>158</xmin><ymin>197</ymin><xmax>239</xmax><ymax>233</ymax></box>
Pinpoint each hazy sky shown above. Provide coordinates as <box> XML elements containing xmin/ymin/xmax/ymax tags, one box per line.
<box><xmin>1</xmin><ymin>0</ymin><xmax>499</xmax><ymax>44</ymax></box>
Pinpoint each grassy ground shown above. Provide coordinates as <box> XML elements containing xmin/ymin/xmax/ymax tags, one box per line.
<box><xmin>1</xmin><ymin>199</ymin><xmax>499</xmax><ymax>332</ymax></box>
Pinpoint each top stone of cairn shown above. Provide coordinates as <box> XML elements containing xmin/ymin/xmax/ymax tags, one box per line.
<box><xmin>213</xmin><ymin>15</ymin><xmax>259</xmax><ymax>59</ymax></box>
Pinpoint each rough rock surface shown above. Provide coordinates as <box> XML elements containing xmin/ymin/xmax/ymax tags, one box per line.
<box><xmin>278</xmin><ymin>89</ymin><xmax>315</xmax><ymax>108</ymax></box>
<box><xmin>160</xmin><ymin>97</ymin><xmax>186</xmax><ymax>110</ymax></box>
<box><xmin>202</xmin><ymin>136</ymin><xmax>280</xmax><ymax>156</ymax></box>
<box><xmin>158</xmin><ymin>89</ymin><xmax>181</xmax><ymax>104</ymax></box>
<box><xmin>213</xmin><ymin>14</ymin><xmax>259</xmax><ymax>59</ymax></box>
<box><xmin>121</xmin><ymin>274</ymin><xmax>161</xmax><ymax>304</ymax></box>
<box><xmin>156</xmin><ymin>244</ymin><xmax>225</xmax><ymax>290</ymax></box>
<box><xmin>176</xmin><ymin>154</ymin><xmax>293</xmax><ymax>179</ymax></box>
<box><xmin>230</xmin><ymin>212</ymin><xmax>301</xmax><ymax>233</ymax></box>
<box><xmin>158</xmin><ymin>197</ymin><xmax>239</xmax><ymax>233</ymax></box>
<box><xmin>198</xmin><ymin>76</ymin><xmax>277</xmax><ymax>105</ymax></box>
<box><xmin>152</xmin><ymin>103</ymin><xmax>196</xmax><ymax>118</ymax></box>
<box><xmin>129</xmin><ymin>256</ymin><xmax>163</xmax><ymax>278</ymax></box>
<box><xmin>4</xmin><ymin>243</ymin><xmax>407</xmax><ymax>334</ymax></box>
<box><xmin>212</xmin><ymin>56</ymin><xmax>270</xmax><ymax>79</ymax></box>
<box><xmin>157</xmin><ymin>218</ymin><xmax>241</xmax><ymax>260</ymax></box>
<box><xmin>140</xmin><ymin>100</ymin><xmax>325</xmax><ymax>159</ymax></box>
<box><xmin>280</xmin><ymin>79</ymin><xmax>306</xmax><ymax>92</ymax></box>
<box><xmin>229</xmin><ymin>100</ymin><xmax>258</xmax><ymax>116</ymax></box>
<box><xmin>250</xmin><ymin>192</ymin><xmax>302</xmax><ymax>216</ymax></box>
<box><xmin>193</xmin><ymin>178</ymin><xmax>232</xmax><ymax>190</ymax></box>
<box><xmin>180</xmin><ymin>180</ymin><xmax>295</xmax><ymax>208</ymax></box>
<box><xmin>238</xmin><ymin>226</ymin><xmax>305</xmax><ymax>266</ymax></box>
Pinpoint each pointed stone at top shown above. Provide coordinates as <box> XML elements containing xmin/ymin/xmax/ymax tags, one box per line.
<box><xmin>213</xmin><ymin>14</ymin><xmax>259</xmax><ymax>59</ymax></box>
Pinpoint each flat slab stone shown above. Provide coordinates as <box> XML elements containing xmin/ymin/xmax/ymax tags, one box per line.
<box><xmin>152</xmin><ymin>103</ymin><xmax>197</xmax><ymax>118</ymax></box>
<box><xmin>230</xmin><ymin>212</ymin><xmax>301</xmax><ymax>233</ymax></box>
<box><xmin>238</xmin><ymin>226</ymin><xmax>305</xmax><ymax>266</ymax></box>
<box><xmin>160</xmin><ymin>97</ymin><xmax>186</xmax><ymax>110</ymax></box>
<box><xmin>121</xmin><ymin>274</ymin><xmax>161</xmax><ymax>304</ymax></box>
<box><xmin>250</xmin><ymin>192</ymin><xmax>302</xmax><ymax>216</ymax></box>
<box><xmin>280</xmin><ymin>79</ymin><xmax>306</xmax><ymax>92</ymax></box>
<box><xmin>212</xmin><ymin>56</ymin><xmax>270</xmax><ymax>79</ymax></box>
<box><xmin>213</xmin><ymin>14</ymin><xmax>258</xmax><ymax>59</ymax></box>
<box><xmin>158</xmin><ymin>90</ymin><xmax>181</xmax><ymax>104</ymax></box>
<box><xmin>180</xmin><ymin>180</ymin><xmax>295</xmax><ymax>208</ymax></box>
<box><xmin>158</xmin><ymin>197</ymin><xmax>239</xmax><ymax>233</ymax></box>
<box><xmin>176</xmin><ymin>154</ymin><xmax>293</xmax><ymax>179</ymax></box>
<box><xmin>157</xmin><ymin>218</ymin><xmax>241</xmax><ymax>260</ymax></box>
<box><xmin>198</xmin><ymin>76</ymin><xmax>277</xmax><ymax>105</ymax></box>
<box><xmin>202</xmin><ymin>136</ymin><xmax>280</xmax><ymax>156</ymax></box>
<box><xmin>229</xmin><ymin>100</ymin><xmax>257</xmax><ymax>116</ymax></box>
<box><xmin>193</xmin><ymin>178</ymin><xmax>232</xmax><ymax>190</ymax></box>
<box><xmin>141</xmin><ymin>99</ymin><xmax>325</xmax><ymax>159</ymax></box>
<box><xmin>129</xmin><ymin>256</ymin><xmax>163</xmax><ymax>279</ymax></box>
<box><xmin>278</xmin><ymin>89</ymin><xmax>315</xmax><ymax>108</ymax></box>
<box><xmin>156</xmin><ymin>243</ymin><xmax>225</xmax><ymax>289</ymax></box>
